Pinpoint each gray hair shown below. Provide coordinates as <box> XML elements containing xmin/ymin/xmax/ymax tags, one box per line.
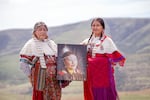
<box><xmin>33</xmin><ymin>21</ymin><xmax>48</xmax><ymax>33</ymax></box>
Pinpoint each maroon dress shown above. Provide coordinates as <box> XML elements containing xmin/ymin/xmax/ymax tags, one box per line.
<box><xmin>20</xmin><ymin>55</ymin><xmax>61</xmax><ymax>100</ymax></box>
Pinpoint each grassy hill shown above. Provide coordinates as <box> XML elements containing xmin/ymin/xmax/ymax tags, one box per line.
<box><xmin>0</xmin><ymin>18</ymin><xmax>150</xmax><ymax>55</ymax></box>
<box><xmin>0</xmin><ymin>82</ymin><xmax>150</xmax><ymax>100</ymax></box>
<box><xmin>0</xmin><ymin>53</ymin><xmax>150</xmax><ymax>91</ymax></box>
<box><xmin>0</xmin><ymin>18</ymin><xmax>150</xmax><ymax>98</ymax></box>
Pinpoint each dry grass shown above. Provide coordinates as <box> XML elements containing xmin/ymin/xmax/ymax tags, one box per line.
<box><xmin>0</xmin><ymin>82</ymin><xmax>150</xmax><ymax>100</ymax></box>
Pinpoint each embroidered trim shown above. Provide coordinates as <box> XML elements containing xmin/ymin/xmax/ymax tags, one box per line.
<box><xmin>33</xmin><ymin>38</ymin><xmax>47</xmax><ymax>68</ymax></box>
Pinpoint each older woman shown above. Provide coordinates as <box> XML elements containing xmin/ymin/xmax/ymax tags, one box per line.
<box><xmin>19</xmin><ymin>22</ymin><xmax>61</xmax><ymax>100</ymax></box>
<box><xmin>81</xmin><ymin>18</ymin><xmax>126</xmax><ymax>100</ymax></box>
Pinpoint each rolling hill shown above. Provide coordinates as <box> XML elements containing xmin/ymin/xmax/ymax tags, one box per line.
<box><xmin>0</xmin><ymin>18</ymin><xmax>150</xmax><ymax>93</ymax></box>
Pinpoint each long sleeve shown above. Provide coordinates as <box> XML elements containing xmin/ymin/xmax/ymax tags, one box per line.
<box><xmin>107</xmin><ymin>51</ymin><xmax>126</xmax><ymax>67</ymax></box>
<box><xmin>106</xmin><ymin>37</ymin><xmax>126</xmax><ymax>67</ymax></box>
<box><xmin>19</xmin><ymin>54</ymin><xmax>34</xmax><ymax>76</ymax></box>
<box><xmin>20</xmin><ymin>60</ymin><xmax>31</xmax><ymax>76</ymax></box>
<box><xmin>19</xmin><ymin>39</ymin><xmax>33</xmax><ymax>76</ymax></box>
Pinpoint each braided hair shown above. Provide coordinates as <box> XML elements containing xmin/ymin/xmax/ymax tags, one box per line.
<box><xmin>88</xmin><ymin>18</ymin><xmax>105</xmax><ymax>44</ymax></box>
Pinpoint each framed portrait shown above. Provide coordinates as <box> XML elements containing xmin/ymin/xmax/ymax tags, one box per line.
<box><xmin>57</xmin><ymin>44</ymin><xmax>87</xmax><ymax>81</ymax></box>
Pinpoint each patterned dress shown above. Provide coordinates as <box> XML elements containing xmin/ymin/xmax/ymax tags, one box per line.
<box><xmin>20</xmin><ymin>38</ymin><xmax>61</xmax><ymax>100</ymax></box>
<box><xmin>82</xmin><ymin>35</ymin><xmax>126</xmax><ymax>100</ymax></box>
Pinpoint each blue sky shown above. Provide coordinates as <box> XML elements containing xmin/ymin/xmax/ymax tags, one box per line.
<box><xmin>0</xmin><ymin>0</ymin><xmax>150</xmax><ymax>30</ymax></box>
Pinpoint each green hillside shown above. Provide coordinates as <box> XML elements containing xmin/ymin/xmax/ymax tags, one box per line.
<box><xmin>0</xmin><ymin>54</ymin><xmax>26</xmax><ymax>85</ymax></box>
<box><xmin>0</xmin><ymin>53</ymin><xmax>150</xmax><ymax>91</ymax></box>
<box><xmin>0</xmin><ymin>18</ymin><xmax>150</xmax><ymax>98</ymax></box>
<box><xmin>1</xmin><ymin>18</ymin><xmax>150</xmax><ymax>55</ymax></box>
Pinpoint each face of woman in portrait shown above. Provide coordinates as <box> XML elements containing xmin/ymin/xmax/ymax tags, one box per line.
<box><xmin>34</xmin><ymin>25</ymin><xmax>48</xmax><ymax>41</ymax></box>
<box><xmin>63</xmin><ymin>54</ymin><xmax>78</xmax><ymax>71</ymax></box>
<box><xmin>91</xmin><ymin>20</ymin><xmax>104</xmax><ymax>37</ymax></box>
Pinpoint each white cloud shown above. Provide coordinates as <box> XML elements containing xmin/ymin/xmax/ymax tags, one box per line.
<box><xmin>0</xmin><ymin>0</ymin><xmax>150</xmax><ymax>30</ymax></box>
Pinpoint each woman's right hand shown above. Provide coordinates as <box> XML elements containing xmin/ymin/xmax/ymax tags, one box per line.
<box><xmin>28</xmin><ymin>75</ymin><xmax>33</xmax><ymax>87</ymax></box>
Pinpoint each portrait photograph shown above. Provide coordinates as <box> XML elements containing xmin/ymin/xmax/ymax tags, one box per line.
<box><xmin>57</xmin><ymin>44</ymin><xmax>87</xmax><ymax>81</ymax></box>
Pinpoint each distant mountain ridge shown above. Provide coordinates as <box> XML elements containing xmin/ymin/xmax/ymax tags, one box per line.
<box><xmin>0</xmin><ymin>18</ymin><xmax>150</xmax><ymax>91</ymax></box>
<box><xmin>0</xmin><ymin>18</ymin><xmax>150</xmax><ymax>56</ymax></box>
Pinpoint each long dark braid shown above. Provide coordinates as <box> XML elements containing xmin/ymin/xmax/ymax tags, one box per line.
<box><xmin>87</xmin><ymin>32</ymin><xmax>93</xmax><ymax>44</ymax></box>
<box><xmin>87</xmin><ymin>18</ymin><xmax>105</xmax><ymax>57</ymax></box>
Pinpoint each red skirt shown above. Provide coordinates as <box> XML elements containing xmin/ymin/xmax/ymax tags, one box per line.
<box><xmin>84</xmin><ymin>54</ymin><xmax>119</xmax><ymax>100</ymax></box>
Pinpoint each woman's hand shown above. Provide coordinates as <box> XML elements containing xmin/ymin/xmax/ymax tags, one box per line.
<box><xmin>28</xmin><ymin>75</ymin><xmax>33</xmax><ymax>87</ymax></box>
